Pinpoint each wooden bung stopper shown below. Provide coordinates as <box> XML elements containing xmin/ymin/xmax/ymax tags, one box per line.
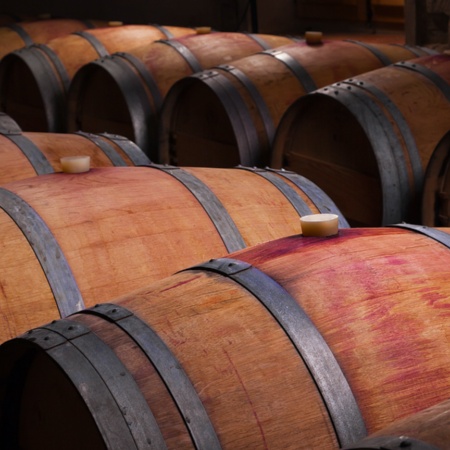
<box><xmin>305</xmin><ymin>31</ymin><xmax>323</xmax><ymax>45</ymax></box>
<box><xmin>60</xmin><ymin>156</ymin><xmax>90</xmax><ymax>174</ymax></box>
<box><xmin>300</xmin><ymin>213</ymin><xmax>339</xmax><ymax>237</ymax></box>
<box><xmin>195</xmin><ymin>26</ymin><xmax>212</xmax><ymax>34</ymax></box>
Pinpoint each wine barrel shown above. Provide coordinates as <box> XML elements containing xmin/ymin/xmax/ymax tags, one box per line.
<box><xmin>0</xmin><ymin>165</ymin><xmax>347</xmax><ymax>343</ymax></box>
<box><xmin>344</xmin><ymin>398</ymin><xmax>450</xmax><ymax>449</ymax></box>
<box><xmin>1</xmin><ymin>225</ymin><xmax>450</xmax><ymax>449</ymax></box>
<box><xmin>0</xmin><ymin>24</ymin><xmax>197</xmax><ymax>132</ymax></box>
<box><xmin>66</xmin><ymin>31</ymin><xmax>301</xmax><ymax>159</ymax></box>
<box><xmin>271</xmin><ymin>53</ymin><xmax>450</xmax><ymax>227</ymax></box>
<box><xmin>158</xmin><ymin>40</ymin><xmax>434</xmax><ymax>168</ymax></box>
<box><xmin>421</xmin><ymin>129</ymin><xmax>450</xmax><ymax>227</ymax></box>
<box><xmin>0</xmin><ymin>18</ymin><xmax>108</xmax><ymax>60</ymax></box>
<box><xmin>0</xmin><ymin>130</ymin><xmax>151</xmax><ymax>185</ymax></box>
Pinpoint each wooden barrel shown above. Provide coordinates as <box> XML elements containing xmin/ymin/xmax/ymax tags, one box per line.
<box><xmin>0</xmin><ymin>130</ymin><xmax>151</xmax><ymax>185</ymax></box>
<box><xmin>158</xmin><ymin>40</ymin><xmax>434</xmax><ymax>168</ymax></box>
<box><xmin>0</xmin><ymin>18</ymin><xmax>109</xmax><ymax>60</ymax></box>
<box><xmin>421</xmin><ymin>129</ymin><xmax>450</xmax><ymax>227</ymax></box>
<box><xmin>0</xmin><ymin>24</ymin><xmax>197</xmax><ymax>132</ymax></box>
<box><xmin>1</xmin><ymin>225</ymin><xmax>450</xmax><ymax>448</ymax></box>
<box><xmin>66</xmin><ymin>31</ymin><xmax>301</xmax><ymax>159</ymax></box>
<box><xmin>344</xmin><ymin>398</ymin><xmax>450</xmax><ymax>449</ymax></box>
<box><xmin>0</xmin><ymin>165</ymin><xmax>347</xmax><ymax>343</ymax></box>
<box><xmin>271</xmin><ymin>53</ymin><xmax>450</xmax><ymax>227</ymax></box>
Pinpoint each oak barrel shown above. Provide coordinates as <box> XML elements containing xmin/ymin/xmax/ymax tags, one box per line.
<box><xmin>0</xmin><ymin>165</ymin><xmax>347</xmax><ymax>343</ymax></box>
<box><xmin>271</xmin><ymin>53</ymin><xmax>450</xmax><ymax>227</ymax></box>
<box><xmin>66</xmin><ymin>31</ymin><xmax>300</xmax><ymax>159</ymax></box>
<box><xmin>1</xmin><ymin>225</ymin><xmax>450</xmax><ymax>448</ymax></box>
<box><xmin>0</xmin><ymin>130</ymin><xmax>151</xmax><ymax>185</ymax></box>
<box><xmin>344</xmin><ymin>398</ymin><xmax>450</xmax><ymax>449</ymax></box>
<box><xmin>0</xmin><ymin>24</ymin><xmax>196</xmax><ymax>132</ymax></box>
<box><xmin>0</xmin><ymin>18</ymin><xmax>108</xmax><ymax>60</ymax></box>
<box><xmin>421</xmin><ymin>129</ymin><xmax>450</xmax><ymax>227</ymax></box>
<box><xmin>158</xmin><ymin>40</ymin><xmax>433</xmax><ymax>168</ymax></box>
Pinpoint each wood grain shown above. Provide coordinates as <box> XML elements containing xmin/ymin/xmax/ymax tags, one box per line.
<box><xmin>0</xmin><ymin>166</ymin><xmax>341</xmax><ymax>343</ymax></box>
<box><xmin>0</xmin><ymin>18</ymin><xmax>109</xmax><ymax>60</ymax></box>
<box><xmin>0</xmin><ymin>24</ymin><xmax>197</xmax><ymax>132</ymax></box>
<box><xmin>0</xmin><ymin>131</ymin><xmax>145</xmax><ymax>185</ymax></box>
<box><xmin>272</xmin><ymin>53</ymin><xmax>450</xmax><ymax>226</ymax></box>
<box><xmin>3</xmin><ymin>227</ymin><xmax>450</xmax><ymax>448</ymax></box>
<box><xmin>66</xmin><ymin>32</ymin><xmax>298</xmax><ymax>157</ymax></box>
<box><xmin>159</xmin><ymin>40</ymin><xmax>431</xmax><ymax>168</ymax></box>
<box><xmin>346</xmin><ymin>398</ymin><xmax>450</xmax><ymax>449</ymax></box>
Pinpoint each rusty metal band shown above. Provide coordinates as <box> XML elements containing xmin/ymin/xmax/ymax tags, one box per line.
<box><xmin>9</xmin><ymin>46</ymin><xmax>65</xmax><ymax>131</ymax></box>
<box><xmin>97</xmin><ymin>132</ymin><xmax>152</xmax><ymax>165</ymax></box>
<box><xmin>81</xmin><ymin>303</ymin><xmax>222</xmax><ymax>450</ymax></box>
<box><xmin>81</xmin><ymin>19</ymin><xmax>96</xmax><ymax>28</ymax></box>
<box><xmin>75</xmin><ymin>131</ymin><xmax>128</xmax><ymax>166</ymax></box>
<box><xmin>114</xmin><ymin>51</ymin><xmax>164</xmax><ymax>113</ymax></box>
<box><xmin>285</xmin><ymin>35</ymin><xmax>305</xmax><ymax>43</ymax></box>
<box><xmin>217</xmin><ymin>64</ymin><xmax>276</xmax><ymax>145</ymax></box>
<box><xmin>245</xmin><ymin>32</ymin><xmax>272</xmax><ymax>50</ymax></box>
<box><xmin>73</xmin><ymin>30</ymin><xmax>109</xmax><ymax>58</ymax></box>
<box><xmin>0</xmin><ymin>188</ymin><xmax>84</xmax><ymax>317</ymax></box>
<box><xmin>344</xmin><ymin>40</ymin><xmax>392</xmax><ymax>65</ymax></box>
<box><xmin>236</xmin><ymin>166</ymin><xmax>314</xmax><ymax>216</ymax></box>
<box><xmin>416</xmin><ymin>46</ymin><xmax>440</xmax><ymax>55</ymax></box>
<box><xmin>193</xmin><ymin>70</ymin><xmax>262</xmax><ymax>166</ymax></box>
<box><xmin>341</xmin><ymin>77</ymin><xmax>423</xmax><ymax>197</ymax></box>
<box><xmin>343</xmin><ymin>435</ymin><xmax>440</xmax><ymax>450</ymax></box>
<box><xmin>34</xmin><ymin>43</ymin><xmax>71</xmax><ymax>92</ymax></box>
<box><xmin>266</xmin><ymin>168</ymin><xmax>351</xmax><ymax>227</ymax></box>
<box><xmin>184</xmin><ymin>257</ymin><xmax>367</xmax><ymax>447</ymax></box>
<box><xmin>390</xmin><ymin>44</ymin><xmax>430</xmax><ymax>57</ymax></box>
<box><xmin>94</xmin><ymin>55</ymin><xmax>157</xmax><ymax>159</ymax></box>
<box><xmin>394</xmin><ymin>60</ymin><xmax>450</xmax><ymax>102</ymax></box>
<box><xmin>21</xmin><ymin>319</ymin><xmax>166</xmax><ymax>449</ymax></box>
<box><xmin>156</xmin><ymin>39</ymin><xmax>203</xmax><ymax>72</ymax></box>
<box><xmin>389</xmin><ymin>223</ymin><xmax>450</xmax><ymax>249</ymax></box>
<box><xmin>149</xmin><ymin>23</ymin><xmax>174</xmax><ymax>38</ymax></box>
<box><xmin>143</xmin><ymin>163</ymin><xmax>246</xmax><ymax>252</ymax></box>
<box><xmin>317</xmin><ymin>86</ymin><xmax>406</xmax><ymax>224</ymax></box>
<box><xmin>0</xmin><ymin>112</ymin><xmax>21</xmax><ymax>133</ymax></box>
<box><xmin>260</xmin><ymin>48</ymin><xmax>317</xmax><ymax>92</ymax></box>
<box><xmin>1</xmin><ymin>130</ymin><xmax>54</xmax><ymax>174</ymax></box>
<box><xmin>5</xmin><ymin>23</ymin><xmax>33</xmax><ymax>46</ymax></box>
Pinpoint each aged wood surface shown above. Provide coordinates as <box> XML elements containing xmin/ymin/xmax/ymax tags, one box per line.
<box><xmin>231</xmin><ymin>228</ymin><xmax>450</xmax><ymax>433</ymax></box>
<box><xmin>159</xmin><ymin>39</ymin><xmax>428</xmax><ymax>167</ymax></box>
<box><xmin>0</xmin><ymin>131</ymin><xmax>144</xmax><ymax>185</ymax></box>
<box><xmin>422</xmin><ymin>129</ymin><xmax>450</xmax><ymax>226</ymax></box>
<box><xmin>346</xmin><ymin>397</ymin><xmax>450</xmax><ymax>449</ymax></box>
<box><xmin>0</xmin><ymin>24</ymin><xmax>196</xmax><ymax>132</ymax></box>
<box><xmin>0</xmin><ymin>165</ymin><xmax>341</xmax><ymax>343</ymax></box>
<box><xmin>3</xmin><ymin>227</ymin><xmax>450</xmax><ymax>448</ymax></box>
<box><xmin>66</xmin><ymin>32</ymin><xmax>298</xmax><ymax>157</ymax></box>
<box><xmin>0</xmin><ymin>18</ymin><xmax>109</xmax><ymax>60</ymax></box>
<box><xmin>272</xmin><ymin>53</ymin><xmax>450</xmax><ymax>226</ymax></box>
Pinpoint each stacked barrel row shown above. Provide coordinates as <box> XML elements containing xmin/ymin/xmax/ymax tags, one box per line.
<box><xmin>156</xmin><ymin>43</ymin><xmax>450</xmax><ymax>228</ymax></box>
<box><xmin>2</xmin><ymin>19</ymin><xmax>450</xmax><ymax>227</ymax></box>
<box><xmin>1</xmin><ymin>16</ymin><xmax>450</xmax><ymax>450</ymax></box>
